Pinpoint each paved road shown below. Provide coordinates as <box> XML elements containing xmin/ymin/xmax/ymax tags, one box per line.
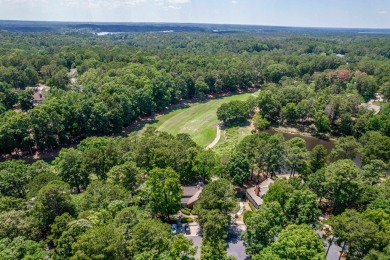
<box><xmin>226</xmin><ymin>219</ymin><xmax>248</xmax><ymax>260</ymax></box>
<box><xmin>205</xmin><ymin>125</ymin><xmax>221</xmax><ymax>149</ymax></box>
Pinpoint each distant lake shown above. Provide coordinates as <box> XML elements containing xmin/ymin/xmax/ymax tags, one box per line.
<box><xmin>96</xmin><ymin>32</ymin><xmax>123</xmax><ymax>36</ymax></box>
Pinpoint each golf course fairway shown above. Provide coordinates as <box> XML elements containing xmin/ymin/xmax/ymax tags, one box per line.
<box><xmin>149</xmin><ymin>92</ymin><xmax>255</xmax><ymax>148</ymax></box>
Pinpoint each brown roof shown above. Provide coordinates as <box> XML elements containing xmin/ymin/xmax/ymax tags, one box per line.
<box><xmin>33</xmin><ymin>92</ymin><xmax>45</xmax><ymax>101</ymax></box>
<box><xmin>187</xmin><ymin>188</ymin><xmax>203</xmax><ymax>206</ymax></box>
<box><xmin>68</xmin><ymin>69</ymin><xmax>77</xmax><ymax>76</ymax></box>
<box><xmin>182</xmin><ymin>186</ymin><xmax>199</xmax><ymax>198</ymax></box>
<box><xmin>181</xmin><ymin>181</ymin><xmax>204</xmax><ymax>205</ymax></box>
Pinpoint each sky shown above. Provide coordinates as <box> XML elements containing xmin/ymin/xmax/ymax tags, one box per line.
<box><xmin>0</xmin><ymin>0</ymin><xmax>389</xmax><ymax>28</ymax></box>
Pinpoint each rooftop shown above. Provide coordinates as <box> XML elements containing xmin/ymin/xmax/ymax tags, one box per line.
<box><xmin>33</xmin><ymin>91</ymin><xmax>45</xmax><ymax>102</ymax></box>
<box><xmin>181</xmin><ymin>181</ymin><xmax>204</xmax><ymax>206</ymax></box>
<box><xmin>246</xmin><ymin>178</ymin><xmax>274</xmax><ymax>208</ymax></box>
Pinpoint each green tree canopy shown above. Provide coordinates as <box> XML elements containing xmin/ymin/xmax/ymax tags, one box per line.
<box><xmin>308</xmin><ymin>144</ymin><xmax>327</xmax><ymax>176</ymax></box>
<box><xmin>253</xmin><ymin>224</ymin><xmax>325</xmax><ymax>260</ymax></box>
<box><xmin>144</xmin><ymin>167</ymin><xmax>182</xmax><ymax>219</ymax></box>
<box><xmin>32</xmin><ymin>181</ymin><xmax>75</xmax><ymax>232</ymax></box>
<box><xmin>253</xmin><ymin>112</ymin><xmax>270</xmax><ymax>131</ymax></box>
<box><xmin>243</xmin><ymin>201</ymin><xmax>286</xmax><ymax>255</ymax></box>
<box><xmin>314</xmin><ymin>111</ymin><xmax>331</xmax><ymax>134</ymax></box>
<box><xmin>330</xmin><ymin>136</ymin><xmax>361</xmax><ymax>161</ymax></box>
<box><xmin>195</xmin><ymin>179</ymin><xmax>236</xmax><ymax>214</ymax></box>
<box><xmin>71</xmin><ymin>224</ymin><xmax>122</xmax><ymax>260</ymax></box>
<box><xmin>285</xmin><ymin>189</ymin><xmax>321</xmax><ymax>225</ymax></box>
<box><xmin>284</xmin><ymin>137</ymin><xmax>309</xmax><ymax>176</ymax></box>
<box><xmin>0</xmin><ymin>210</ymin><xmax>39</xmax><ymax>240</ymax></box>
<box><xmin>0</xmin><ymin>236</ymin><xmax>46</xmax><ymax>260</ymax></box>
<box><xmin>361</xmin><ymin>160</ymin><xmax>388</xmax><ymax>186</ymax></box>
<box><xmin>217</xmin><ymin>100</ymin><xmax>249</xmax><ymax>124</ymax></box>
<box><xmin>0</xmin><ymin>160</ymin><xmax>31</xmax><ymax>198</ymax></box>
<box><xmin>360</xmin><ymin>131</ymin><xmax>390</xmax><ymax>165</ymax></box>
<box><xmin>107</xmin><ymin>161</ymin><xmax>141</xmax><ymax>191</ymax></box>
<box><xmin>263</xmin><ymin>178</ymin><xmax>294</xmax><ymax>209</ymax></box>
<box><xmin>329</xmin><ymin>209</ymin><xmax>388</xmax><ymax>260</ymax></box>
<box><xmin>324</xmin><ymin>159</ymin><xmax>362</xmax><ymax>213</ymax></box>
<box><xmin>53</xmin><ymin>148</ymin><xmax>90</xmax><ymax>193</ymax></box>
<box><xmin>79</xmin><ymin>180</ymin><xmax>128</xmax><ymax>212</ymax></box>
<box><xmin>225</xmin><ymin>151</ymin><xmax>250</xmax><ymax>186</ymax></box>
<box><xmin>127</xmin><ymin>218</ymin><xmax>171</xmax><ymax>258</ymax></box>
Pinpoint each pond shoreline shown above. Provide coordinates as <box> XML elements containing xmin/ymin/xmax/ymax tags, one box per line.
<box><xmin>270</xmin><ymin>126</ymin><xmax>337</xmax><ymax>142</ymax></box>
<box><xmin>261</xmin><ymin>127</ymin><xmax>336</xmax><ymax>153</ymax></box>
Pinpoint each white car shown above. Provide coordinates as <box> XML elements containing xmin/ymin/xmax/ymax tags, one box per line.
<box><xmin>171</xmin><ymin>224</ymin><xmax>177</xmax><ymax>235</ymax></box>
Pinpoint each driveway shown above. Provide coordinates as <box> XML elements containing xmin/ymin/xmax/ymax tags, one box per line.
<box><xmin>184</xmin><ymin>222</ymin><xmax>202</xmax><ymax>260</ymax></box>
<box><xmin>183</xmin><ymin>220</ymin><xmax>249</xmax><ymax>260</ymax></box>
<box><xmin>316</xmin><ymin>230</ymin><xmax>342</xmax><ymax>260</ymax></box>
<box><xmin>226</xmin><ymin>219</ymin><xmax>248</xmax><ymax>260</ymax></box>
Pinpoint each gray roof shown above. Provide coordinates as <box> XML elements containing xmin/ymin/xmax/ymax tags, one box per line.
<box><xmin>246</xmin><ymin>178</ymin><xmax>274</xmax><ymax>208</ymax></box>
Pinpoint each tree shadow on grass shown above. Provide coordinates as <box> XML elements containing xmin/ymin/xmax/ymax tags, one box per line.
<box><xmin>221</xmin><ymin>119</ymin><xmax>251</xmax><ymax>131</ymax></box>
<box><xmin>129</xmin><ymin>119</ymin><xmax>159</xmax><ymax>132</ymax></box>
<box><xmin>119</xmin><ymin>104</ymin><xmax>191</xmax><ymax>136</ymax></box>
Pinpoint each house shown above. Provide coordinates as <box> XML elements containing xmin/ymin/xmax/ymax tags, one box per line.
<box><xmin>68</xmin><ymin>69</ymin><xmax>77</xmax><ymax>76</ymax></box>
<box><xmin>26</xmin><ymin>84</ymin><xmax>50</xmax><ymax>105</ymax></box>
<box><xmin>32</xmin><ymin>91</ymin><xmax>45</xmax><ymax>105</ymax></box>
<box><xmin>246</xmin><ymin>178</ymin><xmax>274</xmax><ymax>209</ymax></box>
<box><xmin>181</xmin><ymin>181</ymin><xmax>204</xmax><ymax>209</ymax></box>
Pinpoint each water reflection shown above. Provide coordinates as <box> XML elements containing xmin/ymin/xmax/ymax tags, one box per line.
<box><xmin>262</xmin><ymin>129</ymin><xmax>335</xmax><ymax>153</ymax></box>
<box><xmin>261</xmin><ymin>129</ymin><xmax>364</xmax><ymax>169</ymax></box>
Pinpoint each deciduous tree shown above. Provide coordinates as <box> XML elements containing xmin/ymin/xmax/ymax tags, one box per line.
<box><xmin>285</xmin><ymin>189</ymin><xmax>321</xmax><ymax>225</ymax></box>
<box><xmin>253</xmin><ymin>224</ymin><xmax>325</xmax><ymax>260</ymax></box>
<box><xmin>329</xmin><ymin>209</ymin><xmax>387</xmax><ymax>260</ymax></box>
<box><xmin>195</xmin><ymin>179</ymin><xmax>236</xmax><ymax>214</ymax></box>
<box><xmin>144</xmin><ymin>167</ymin><xmax>182</xmax><ymax>220</ymax></box>
<box><xmin>243</xmin><ymin>201</ymin><xmax>285</xmax><ymax>255</ymax></box>
<box><xmin>225</xmin><ymin>152</ymin><xmax>250</xmax><ymax>186</ymax></box>
<box><xmin>32</xmin><ymin>181</ymin><xmax>74</xmax><ymax>231</ymax></box>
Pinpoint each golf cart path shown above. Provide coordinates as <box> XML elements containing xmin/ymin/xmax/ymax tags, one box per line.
<box><xmin>205</xmin><ymin>125</ymin><xmax>221</xmax><ymax>149</ymax></box>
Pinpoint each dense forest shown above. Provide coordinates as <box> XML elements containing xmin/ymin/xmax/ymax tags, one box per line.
<box><xmin>1</xmin><ymin>31</ymin><xmax>389</xmax><ymax>155</ymax></box>
<box><xmin>0</xmin><ymin>29</ymin><xmax>389</xmax><ymax>259</ymax></box>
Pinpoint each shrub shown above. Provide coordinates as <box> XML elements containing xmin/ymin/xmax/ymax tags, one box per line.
<box><xmin>181</xmin><ymin>208</ymin><xmax>191</xmax><ymax>215</ymax></box>
<box><xmin>181</xmin><ymin>217</ymin><xmax>194</xmax><ymax>223</ymax></box>
<box><xmin>248</xmin><ymin>201</ymin><xmax>257</xmax><ymax>211</ymax></box>
<box><xmin>243</xmin><ymin>210</ymin><xmax>253</xmax><ymax>223</ymax></box>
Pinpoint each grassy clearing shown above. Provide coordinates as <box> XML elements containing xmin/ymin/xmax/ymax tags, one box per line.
<box><xmin>213</xmin><ymin>125</ymin><xmax>252</xmax><ymax>156</ymax></box>
<box><xmin>147</xmin><ymin>92</ymin><xmax>254</xmax><ymax>147</ymax></box>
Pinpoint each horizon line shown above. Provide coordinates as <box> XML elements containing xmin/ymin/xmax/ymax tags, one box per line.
<box><xmin>1</xmin><ymin>19</ymin><xmax>390</xmax><ymax>31</ymax></box>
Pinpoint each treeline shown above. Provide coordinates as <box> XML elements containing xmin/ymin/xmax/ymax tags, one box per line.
<box><xmin>218</xmin><ymin>78</ymin><xmax>389</xmax><ymax>138</ymax></box>
<box><xmin>1</xmin><ymin>31</ymin><xmax>390</xmax><ymax>156</ymax></box>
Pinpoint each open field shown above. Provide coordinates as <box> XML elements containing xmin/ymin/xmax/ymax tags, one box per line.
<box><xmin>148</xmin><ymin>92</ymin><xmax>255</xmax><ymax>148</ymax></box>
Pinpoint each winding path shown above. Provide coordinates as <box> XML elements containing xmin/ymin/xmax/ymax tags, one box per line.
<box><xmin>205</xmin><ymin>125</ymin><xmax>221</xmax><ymax>150</ymax></box>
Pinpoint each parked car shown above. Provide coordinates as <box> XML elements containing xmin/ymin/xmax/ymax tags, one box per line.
<box><xmin>171</xmin><ymin>224</ymin><xmax>177</xmax><ymax>235</ymax></box>
<box><xmin>185</xmin><ymin>224</ymin><xmax>190</xmax><ymax>234</ymax></box>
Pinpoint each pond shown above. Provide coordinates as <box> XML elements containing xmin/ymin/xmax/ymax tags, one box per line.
<box><xmin>262</xmin><ymin>129</ymin><xmax>336</xmax><ymax>153</ymax></box>
<box><xmin>261</xmin><ymin>128</ymin><xmax>369</xmax><ymax>170</ymax></box>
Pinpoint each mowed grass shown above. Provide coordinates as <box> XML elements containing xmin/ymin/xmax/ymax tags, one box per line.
<box><xmin>149</xmin><ymin>92</ymin><xmax>254</xmax><ymax>147</ymax></box>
